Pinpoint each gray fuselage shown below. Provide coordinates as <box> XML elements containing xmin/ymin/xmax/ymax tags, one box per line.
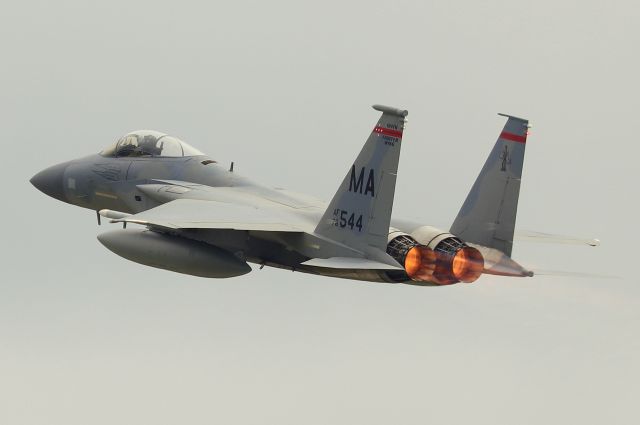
<box><xmin>33</xmin><ymin>152</ymin><xmax>411</xmax><ymax>283</ymax></box>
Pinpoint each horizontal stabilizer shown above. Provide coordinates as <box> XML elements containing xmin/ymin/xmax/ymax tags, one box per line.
<box><xmin>301</xmin><ymin>257</ymin><xmax>404</xmax><ymax>270</ymax></box>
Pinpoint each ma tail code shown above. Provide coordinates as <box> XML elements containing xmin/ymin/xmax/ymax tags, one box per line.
<box><xmin>349</xmin><ymin>166</ymin><xmax>375</xmax><ymax>197</ymax></box>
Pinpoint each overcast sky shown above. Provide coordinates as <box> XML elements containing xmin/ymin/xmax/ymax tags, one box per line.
<box><xmin>1</xmin><ymin>1</ymin><xmax>638</xmax><ymax>424</ymax></box>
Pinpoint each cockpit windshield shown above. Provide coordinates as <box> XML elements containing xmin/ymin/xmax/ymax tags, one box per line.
<box><xmin>100</xmin><ymin>130</ymin><xmax>204</xmax><ymax>158</ymax></box>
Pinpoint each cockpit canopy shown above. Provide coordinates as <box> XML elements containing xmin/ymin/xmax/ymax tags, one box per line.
<box><xmin>100</xmin><ymin>130</ymin><xmax>204</xmax><ymax>158</ymax></box>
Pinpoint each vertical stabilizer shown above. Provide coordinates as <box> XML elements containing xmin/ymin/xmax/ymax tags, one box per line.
<box><xmin>315</xmin><ymin>105</ymin><xmax>408</xmax><ymax>251</ymax></box>
<box><xmin>450</xmin><ymin>114</ymin><xmax>530</xmax><ymax>257</ymax></box>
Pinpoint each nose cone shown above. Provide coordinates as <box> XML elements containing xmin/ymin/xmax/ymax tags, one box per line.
<box><xmin>30</xmin><ymin>161</ymin><xmax>69</xmax><ymax>202</ymax></box>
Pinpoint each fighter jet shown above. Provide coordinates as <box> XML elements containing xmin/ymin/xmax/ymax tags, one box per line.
<box><xmin>31</xmin><ymin>105</ymin><xmax>562</xmax><ymax>285</ymax></box>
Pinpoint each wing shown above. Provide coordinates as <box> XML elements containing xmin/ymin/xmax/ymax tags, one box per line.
<box><xmin>111</xmin><ymin>198</ymin><xmax>308</xmax><ymax>232</ymax></box>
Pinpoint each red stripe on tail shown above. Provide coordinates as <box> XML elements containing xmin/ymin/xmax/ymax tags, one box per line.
<box><xmin>500</xmin><ymin>131</ymin><xmax>527</xmax><ymax>144</ymax></box>
<box><xmin>374</xmin><ymin>126</ymin><xmax>403</xmax><ymax>138</ymax></box>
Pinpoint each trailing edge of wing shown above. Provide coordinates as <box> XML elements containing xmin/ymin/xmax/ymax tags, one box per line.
<box><xmin>301</xmin><ymin>257</ymin><xmax>404</xmax><ymax>270</ymax></box>
<box><xmin>112</xmin><ymin>199</ymin><xmax>305</xmax><ymax>232</ymax></box>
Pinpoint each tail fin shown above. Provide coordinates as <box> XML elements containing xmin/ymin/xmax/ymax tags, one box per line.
<box><xmin>450</xmin><ymin>113</ymin><xmax>530</xmax><ymax>257</ymax></box>
<box><xmin>315</xmin><ymin>105</ymin><xmax>408</xmax><ymax>251</ymax></box>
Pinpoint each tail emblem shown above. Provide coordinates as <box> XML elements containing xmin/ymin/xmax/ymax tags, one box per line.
<box><xmin>500</xmin><ymin>145</ymin><xmax>511</xmax><ymax>172</ymax></box>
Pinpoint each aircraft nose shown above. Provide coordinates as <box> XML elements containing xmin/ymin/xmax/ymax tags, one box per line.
<box><xmin>30</xmin><ymin>161</ymin><xmax>70</xmax><ymax>202</ymax></box>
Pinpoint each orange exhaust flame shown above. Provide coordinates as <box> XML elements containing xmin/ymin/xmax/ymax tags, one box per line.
<box><xmin>404</xmin><ymin>246</ymin><xmax>437</xmax><ymax>281</ymax></box>
<box><xmin>396</xmin><ymin>241</ymin><xmax>484</xmax><ymax>285</ymax></box>
<box><xmin>451</xmin><ymin>246</ymin><xmax>484</xmax><ymax>283</ymax></box>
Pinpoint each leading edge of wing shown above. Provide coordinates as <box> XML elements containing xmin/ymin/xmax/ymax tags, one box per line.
<box><xmin>112</xmin><ymin>198</ymin><xmax>306</xmax><ymax>232</ymax></box>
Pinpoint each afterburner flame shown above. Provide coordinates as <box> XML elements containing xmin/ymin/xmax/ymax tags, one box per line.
<box><xmin>451</xmin><ymin>246</ymin><xmax>484</xmax><ymax>283</ymax></box>
<box><xmin>404</xmin><ymin>246</ymin><xmax>436</xmax><ymax>281</ymax></box>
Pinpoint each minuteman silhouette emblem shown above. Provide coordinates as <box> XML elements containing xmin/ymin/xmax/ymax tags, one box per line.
<box><xmin>500</xmin><ymin>144</ymin><xmax>511</xmax><ymax>172</ymax></box>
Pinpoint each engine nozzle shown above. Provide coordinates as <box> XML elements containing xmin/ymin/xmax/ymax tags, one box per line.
<box><xmin>404</xmin><ymin>245</ymin><xmax>437</xmax><ymax>281</ymax></box>
<box><xmin>387</xmin><ymin>231</ymin><xmax>485</xmax><ymax>285</ymax></box>
<box><xmin>451</xmin><ymin>246</ymin><xmax>484</xmax><ymax>283</ymax></box>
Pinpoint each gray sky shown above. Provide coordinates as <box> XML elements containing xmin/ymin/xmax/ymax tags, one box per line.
<box><xmin>1</xmin><ymin>0</ymin><xmax>638</xmax><ymax>424</ymax></box>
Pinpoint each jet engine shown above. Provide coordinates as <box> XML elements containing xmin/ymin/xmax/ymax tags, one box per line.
<box><xmin>387</xmin><ymin>227</ymin><xmax>484</xmax><ymax>285</ymax></box>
